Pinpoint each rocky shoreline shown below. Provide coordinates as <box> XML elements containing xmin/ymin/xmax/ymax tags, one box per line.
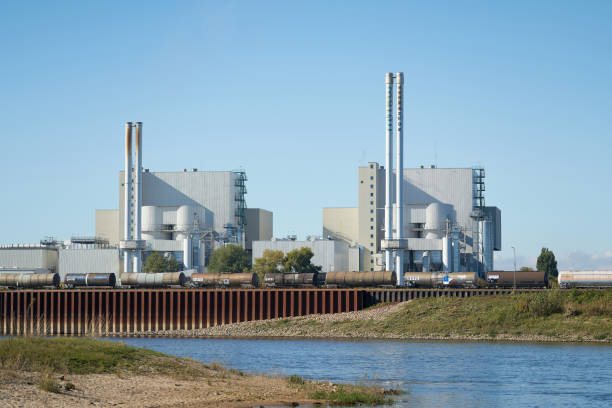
<box><xmin>112</xmin><ymin>302</ymin><xmax>612</xmax><ymax>344</ymax></box>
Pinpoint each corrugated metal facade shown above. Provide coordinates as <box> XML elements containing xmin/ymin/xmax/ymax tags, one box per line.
<box><xmin>58</xmin><ymin>249</ymin><xmax>120</xmax><ymax>279</ymax></box>
<box><xmin>0</xmin><ymin>248</ymin><xmax>58</xmax><ymax>271</ymax></box>
<box><xmin>119</xmin><ymin>171</ymin><xmax>238</xmax><ymax>236</ymax></box>
<box><xmin>252</xmin><ymin>240</ymin><xmax>349</xmax><ymax>272</ymax></box>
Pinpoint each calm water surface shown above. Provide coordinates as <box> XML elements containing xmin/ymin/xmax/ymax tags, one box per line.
<box><xmin>105</xmin><ymin>337</ymin><xmax>612</xmax><ymax>407</ymax></box>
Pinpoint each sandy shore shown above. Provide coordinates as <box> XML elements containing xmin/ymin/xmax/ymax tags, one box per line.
<box><xmin>0</xmin><ymin>368</ymin><xmax>354</xmax><ymax>407</ymax></box>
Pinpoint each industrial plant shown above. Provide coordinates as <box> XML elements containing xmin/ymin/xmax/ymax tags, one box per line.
<box><xmin>0</xmin><ymin>122</ymin><xmax>273</xmax><ymax>281</ymax></box>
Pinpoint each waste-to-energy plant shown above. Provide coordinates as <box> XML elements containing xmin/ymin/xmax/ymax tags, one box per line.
<box><xmin>94</xmin><ymin>122</ymin><xmax>272</xmax><ymax>274</ymax></box>
<box><xmin>322</xmin><ymin>73</ymin><xmax>501</xmax><ymax>281</ymax></box>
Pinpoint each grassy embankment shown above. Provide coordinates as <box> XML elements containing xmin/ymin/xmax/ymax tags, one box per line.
<box><xmin>0</xmin><ymin>337</ymin><xmax>393</xmax><ymax>405</ymax></box>
<box><xmin>260</xmin><ymin>289</ymin><xmax>612</xmax><ymax>342</ymax></box>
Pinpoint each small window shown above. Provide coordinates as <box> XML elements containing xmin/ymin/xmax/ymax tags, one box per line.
<box><xmin>370</xmin><ymin>243</ymin><xmax>374</xmax><ymax>247</ymax></box>
<box><xmin>360</xmin><ymin>180</ymin><xmax>363</xmax><ymax>184</ymax></box>
<box><xmin>370</xmin><ymin>234</ymin><xmax>374</xmax><ymax>238</ymax></box>
<box><xmin>370</xmin><ymin>192</ymin><xmax>374</xmax><ymax>197</ymax></box>
<box><xmin>370</xmin><ymin>268</ymin><xmax>374</xmax><ymax>271</ymax></box>
<box><xmin>370</xmin><ymin>209</ymin><xmax>374</xmax><ymax>214</ymax></box>
<box><xmin>370</xmin><ymin>201</ymin><xmax>374</xmax><ymax>205</ymax></box>
<box><xmin>370</xmin><ymin>251</ymin><xmax>374</xmax><ymax>255</ymax></box>
<box><xmin>370</xmin><ymin>184</ymin><xmax>374</xmax><ymax>189</ymax></box>
<box><xmin>370</xmin><ymin>260</ymin><xmax>374</xmax><ymax>264</ymax></box>
<box><xmin>370</xmin><ymin>164</ymin><xmax>374</xmax><ymax>169</ymax></box>
<box><xmin>370</xmin><ymin>226</ymin><xmax>373</xmax><ymax>230</ymax></box>
<box><xmin>370</xmin><ymin>218</ymin><xmax>374</xmax><ymax>222</ymax></box>
<box><xmin>370</xmin><ymin>176</ymin><xmax>374</xmax><ymax>180</ymax></box>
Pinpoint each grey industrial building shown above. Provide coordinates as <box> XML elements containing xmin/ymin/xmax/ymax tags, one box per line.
<box><xmin>322</xmin><ymin>73</ymin><xmax>501</xmax><ymax>279</ymax></box>
<box><xmin>95</xmin><ymin>122</ymin><xmax>273</xmax><ymax>274</ymax></box>
<box><xmin>252</xmin><ymin>238</ymin><xmax>359</xmax><ymax>273</ymax></box>
<box><xmin>323</xmin><ymin>163</ymin><xmax>501</xmax><ymax>274</ymax></box>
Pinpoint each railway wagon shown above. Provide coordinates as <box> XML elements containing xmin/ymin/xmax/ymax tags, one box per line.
<box><xmin>0</xmin><ymin>272</ymin><xmax>60</xmax><ymax>288</ymax></box>
<box><xmin>486</xmin><ymin>271</ymin><xmax>548</xmax><ymax>288</ymax></box>
<box><xmin>65</xmin><ymin>273</ymin><xmax>117</xmax><ymax>288</ymax></box>
<box><xmin>191</xmin><ymin>272</ymin><xmax>259</xmax><ymax>288</ymax></box>
<box><xmin>559</xmin><ymin>270</ymin><xmax>612</xmax><ymax>288</ymax></box>
<box><xmin>120</xmin><ymin>272</ymin><xmax>186</xmax><ymax>287</ymax></box>
<box><xmin>264</xmin><ymin>272</ymin><xmax>315</xmax><ymax>287</ymax></box>
<box><xmin>404</xmin><ymin>272</ymin><xmax>478</xmax><ymax>288</ymax></box>
<box><xmin>325</xmin><ymin>270</ymin><xmax>396</xmax><ymax>287</ymax></box>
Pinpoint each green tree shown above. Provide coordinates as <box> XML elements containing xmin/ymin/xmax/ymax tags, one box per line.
<box><xmin>283</xmin><ymin>247</ymin><xmax>321</xmax><ymax>274</ymax></box>
<box><xmin>252</xmin><ymin>249</ymin><xmax>285</xmax><ymax>283</ymax></box>
<box><xmin>536</xmin><ymin>248</ymin><xmax>558</xmax><ymax>278</ymax></box>
<box><xmin>520</xmin><ymin>266</ymin><xmax>534</xmax><ymax>272</ymax></box>
<box><xmin>142</xmin><ymin>252</ymin><xmax>182</xmax><ymax>273</ymax></box>
<box><xmin>208</xmin><ymin>244</ymin><xmax>250</xmax><ymax>273</ymax></box>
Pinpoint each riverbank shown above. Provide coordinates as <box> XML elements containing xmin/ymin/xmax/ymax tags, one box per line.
<box><xmin>136</xmin><ymin>290</ymin><xmax>612</xmax><ymax>343</ymax></box>
<box><xmin>0</xmin><ymin>337</ymin><xmax>394</xmax><ymax>407</ymax></box>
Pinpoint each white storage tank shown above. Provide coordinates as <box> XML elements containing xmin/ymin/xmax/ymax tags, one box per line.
<box><xmin>425</xmin><ymin>203</ymin><xmax>454</xmax><ymax>239</ymax></box>
<box><xmin>142</xmin><ymin>206</ymin><xmax>170</xmax><ymax>240</ymax></box>
<box><xmin>174</xmin><ymin>205</ymin><xmax>194</xmax><ymax>240</ymax></box>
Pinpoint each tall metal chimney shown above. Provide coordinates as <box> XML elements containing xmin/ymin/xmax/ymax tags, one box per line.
<box><xmin>395</xmin><ymin>72</ymin><xmax>405</xmax><ymax>285</ymax></box>
<box><xmin>133</xmin><ymin>122</ymin><xmax>143</xmax><ymax>273</ymax></box>
<box><xmin>384</xmin><ymin>73</ymin><xmax>394</xmax><ymax>273</ymax></box>
<box><xmin>124</xmin><ymin>122</ymin><xmax>133</xmax><ymax>273</ymax></box>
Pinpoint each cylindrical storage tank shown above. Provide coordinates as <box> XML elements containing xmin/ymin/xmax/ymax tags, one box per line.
<box><xmin>142</xmin><ymin>206</ymin><xmax>170</xmax><ymax>240</ymax></box>
<box><xmin>403</xmin><ymin>272</ymin><xmax>434</xmax><ymax>287</ymax></box>
<box><xmin>486</xmin><ymin>271</ymin><xmax>548</xmax><ymax>288</ymax></box>
<box><xmin>325</xmin><ymin>271</ymin><xmax>396</xmax><ymax>287</ymax></box>
<box><xmin>0</xmin><ymin>273</ymin><xmax>60</xmax><ymax>288</ymax></box>
<box><xmin>425</xmin><ymin>203</ymin><xmax>453</xmax><ymax>239</ymax></box>
<box><xmin>191</xmin><ymin>272</ymin><xmax>258</xmax><ymax>288</ymax></box>
<box><xmin>263</xmin><ymin>273</ymin><xmax>283</xmax><ymax>287</ymax></box>
<box><xmin>120</xmin><ymin>272</ymin><xmax>185</xmax><ymax>287</ymax></box>
<box><xmin>423</xmin><ymin>251</ymin><xmax>430</xmax><ymax>272</ymax></box>
<box><xmin>445</xmin><ymin>272</ymin><xmax>477</xmax><ymax>288</ymax></box>
<box><xmin>65</xmin><ymin>273</ymin><xmax>117</xmax><ymax>287</ymax></box>
<box><xmin>174</xmin><ymin>205</ymin><xmax>194</xmax><ymax>240</ymax></box>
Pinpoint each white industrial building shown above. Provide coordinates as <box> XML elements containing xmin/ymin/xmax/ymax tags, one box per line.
<box><xmin>95</xmin><ymin>122</ymin><xmax>273</xmax><ymax>273</ymax></box>
<box><xmin>323</xmin><ymin>73</ymin><xmax>501</xmax><ymax>280</ymax></box>
<box><xmin>252</xmin><ymin>238</ymin><xmax>357</xmax><ymax>273</ymax></box>
<box><xmin>0</xmin><ymin>245</ymin><xmax>58</xmax><ymax>273</ymax></box>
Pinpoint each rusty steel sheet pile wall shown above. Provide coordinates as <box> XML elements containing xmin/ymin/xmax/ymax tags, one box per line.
<box><xmin>0</xmin><ymin>289</ymin><xmax>363</xmax><ymax>336</ymax></box>
<box><xmin>0</xmin><ymin>288</ymin><xmax>527</xmax><ymax>336</ymax></box>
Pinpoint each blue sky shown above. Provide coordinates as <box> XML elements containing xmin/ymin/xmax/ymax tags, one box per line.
<box><xmin>1</xmin><ymin>1</ymin><xmax>611</xmax><ymax>270</ymax></box>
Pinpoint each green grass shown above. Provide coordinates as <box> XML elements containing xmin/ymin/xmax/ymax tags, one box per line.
<box><xmin>255</xmin><ymin>289</ymin><xmax>612</xmax><ymax>342</ymax></box>
<box><xmin>0</xmin><ymin>337</ymin><xmax>211</xmax><ymax>378</ymax></box>
<box><xmin>309</xmin><ymin>385</ymin><xmax>391</xmax><ymax>405</ymax></box>
<box><xmin>287</xmin><ymin>374</ymin><xmax>306</xmax><ymax>385</ymax></box>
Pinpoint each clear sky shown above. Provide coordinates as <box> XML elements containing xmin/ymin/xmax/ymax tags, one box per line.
<box><xmin>1</xmin><ymin>1</ymin><xmax>611</xmax><ymax>270</ymax></box>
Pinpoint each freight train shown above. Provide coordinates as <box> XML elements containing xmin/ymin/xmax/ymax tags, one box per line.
<box><xmin>558</xmin><ymin>270</ymin><xmax>612</xmax><ymax>288</ymax></box>
<box><xmin>4</xmin><ymin>269</ymin><xmax>611</xmax><ymax>290</ymax></box>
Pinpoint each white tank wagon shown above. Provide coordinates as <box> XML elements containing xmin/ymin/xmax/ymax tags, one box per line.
<box><xmin>403</xmin><ymin>272</ymin><xmax>478</xmax><ymax>288</ymax></box>
<box><xmin>119</xmin><ymin>272</ymin><xmax>186</xmax><ymax>287</ymax></box>
<box><xmin>0</xmin><ymin>273</ymin><xmax>60</xmax><ymax>288</ymax></box>
<box><xmin>559</xmin><ymin>271</ymin><xmax>612</xmax><ymax>289</ymax></box>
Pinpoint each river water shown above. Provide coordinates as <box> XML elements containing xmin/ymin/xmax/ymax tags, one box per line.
<box><xmin>106</xmin><ymin>337</ymin><xmax>612</xmax><ymax>407</ymax></box>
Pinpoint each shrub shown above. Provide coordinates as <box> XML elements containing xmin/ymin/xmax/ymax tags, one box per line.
<box><xmin>287</xmin><ymin>374</ymin><xmax>305</xmax><ymax>385</ymax></box>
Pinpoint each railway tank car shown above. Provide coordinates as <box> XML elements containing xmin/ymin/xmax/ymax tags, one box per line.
<box><xmin>263</xmin><ymin>272</ymin><xmax>326</xmax><ymax>287</ymax></box>
<box><xmin>559</xmin><ymin>270</ymin><xmax>612</xmax><ymax>288</ymax></box>
<box><xmin>0</xmin><ymin>272</ymin><xmax>60</xmax><ymax>288</ymax></box>
<box><xmin>325</xmin><ymin>271</ymin><xmax>396</xmax><ymax>288</ymax></box>
<box><xmin>486</xmin><ymin>271</ymin><xmax>548</xmax><ymax>288</ymax></box>
<box><xmin>119</xmin><ymin>272</ymin><xmax>186</xmax><ymax>287</ymax></box>
<box><xmin>64</xmin><ymin>273</ymin><xmax>117</xmax><ymax>288</ymax></box>
<box><xmin>191</xmin><ymin>272</ymin><xmax>259</xmax><ymax>288</ymax></box>
<box><xmin>403</xmin><ymin>272</ymin><xmax>478</xmax><ymax>288</ymax></box>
